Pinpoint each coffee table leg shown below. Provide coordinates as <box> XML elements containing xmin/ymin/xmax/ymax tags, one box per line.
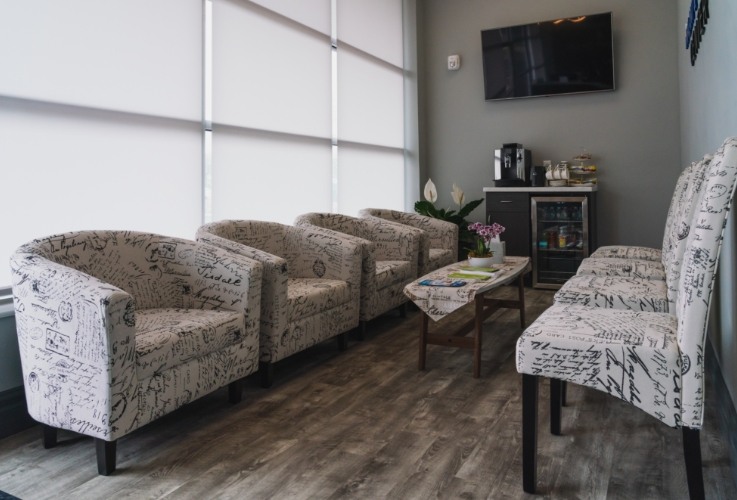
<box><xmin>473</xmin><ymin>295</ymin><xmax>483</xmax><ymax>378</ymax></box>
<box><xmin>518</xmin><ymin>274</ymin><xmax>526</xmax><ymax>328</ymax></box>
<box><xmin>419</xmin><ymin>312</ymin><xmax>428</xmax><ymax>371</ymax></box>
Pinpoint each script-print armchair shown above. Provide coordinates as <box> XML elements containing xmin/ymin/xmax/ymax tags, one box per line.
<box><xmin>294</xmin><ymin>213</ymin><xmax>420</xmax><ymax>336</ymax></box>
<box><xmin>196</xmin><ymin>220</ymin><xmax>362</xmax><ymax>387</ymax></box>
<box><xmin>515</xmin><ymin>137</ymin><xmax>737</xmax><ymax>499</ymax></box>
<box><xmin>358</xmin><ymin>208</ymin><xmax>458</xmax><ymax>275</ymax></box>
<box><xmin>10</xmin><ymin>230</ymin><xmax>262</xmax><ymax>475</ymax></box>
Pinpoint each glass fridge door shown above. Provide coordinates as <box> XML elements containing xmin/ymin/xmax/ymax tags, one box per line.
<box><xmin>531</xmin><ymin>196</ymin><xmax>589</xmax><ymax>289</ymax></box>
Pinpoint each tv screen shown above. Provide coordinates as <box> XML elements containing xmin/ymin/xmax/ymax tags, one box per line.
<box><xmin>481</xmin><ymin>12</ymin><xmax>614</xmax><ymax>101</ymax></box>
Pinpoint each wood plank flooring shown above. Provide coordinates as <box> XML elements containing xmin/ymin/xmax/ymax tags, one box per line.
<box><xmin>0</xmin><ymin>287</ymin><xmax>735</xmax><ymax>499</ymax></box>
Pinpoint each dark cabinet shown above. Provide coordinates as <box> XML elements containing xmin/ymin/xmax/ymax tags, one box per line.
<box><xmin>485</xmin><ymin>192</ymin><xmax>530</xmax><ymax>259</ymax></box>
<box><xmin>484</xmin><ymin>188</ymin><xmax>597</xmax><ymax>289</ymax></box>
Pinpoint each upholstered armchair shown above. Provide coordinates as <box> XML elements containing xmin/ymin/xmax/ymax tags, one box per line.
<box><xmin>10</xmin><ymin>231</ymin><xmax>262</xmax><ymax>475</ymax></box>
<box><xmin>196</xmin><ymin>220</ymin><xmax>362</xmax><ymax>387</ymax></box>
<box><xmin>358</xmin><ymin>208</ymin><xmax>458</xmax><ymax>275</ymax></box>
<box><xmin>515</xmin><ymin>137</ymin><xmax>737</xmax><ymax>499</ymax></box>
<box><xmin>293</xmin><ymin>213</ymin><xmax>420</xmax><ymax>335</ymax></box>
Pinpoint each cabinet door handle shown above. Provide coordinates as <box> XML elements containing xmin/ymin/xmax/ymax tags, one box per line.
<box><xmin>500</xmin><ymin>200</ymin><xmax>513</xmax><ymax>203</ymax></box>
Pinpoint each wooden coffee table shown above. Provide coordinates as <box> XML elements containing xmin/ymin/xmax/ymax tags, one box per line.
<box><xmin>404</xmin><ymin>256</ymin><xmax>531</xmax><ymax>378</ymax></box>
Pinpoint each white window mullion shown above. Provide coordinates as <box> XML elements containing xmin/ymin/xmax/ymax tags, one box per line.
<box><xmin>203</xmin><ymin>0</ymin><xmax>214</xmax><ymax>223</ymax></box>
<box><xmin>331</xmin><ymin>0</ymin><xmax>339</xmax><ymax>213</ymax></box>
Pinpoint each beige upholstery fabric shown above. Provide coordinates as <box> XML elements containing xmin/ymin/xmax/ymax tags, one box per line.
<box><xmin>518</xmin><ymin>136</ymin><xmax>737</xmax><ymax>430</ymax></box>
<box><xmin>358</xmin><ymin>208</ymin><xmax>458</xmax><ymax>275</ymax></box>
<box><xmin>293</xmin><ymin>213</ymin><xmax>420</xmax><ymax>323</ymax></box>
<box><xmin>562</xmin><ymin>156</ymin><xmax>711</xmax><ymax>311</ymax></box>
<box><xmin>10</xmin><ymin>230</ymin><xmax>262</xmax><ymax>442</ymax></box>
<box><xmin>196</xmin><ymin>220</ymin><xmax>362</xmax><ymax>364</ymax></box>
<box><xmin>135</xmin><ymin>308</ymin><xmax>247</xmax><ymax>379</ymax></box>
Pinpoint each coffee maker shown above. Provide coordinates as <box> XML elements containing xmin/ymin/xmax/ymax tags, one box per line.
<box><xmin>494</xmin><ymin>143</ymin><xmax>532</xmax><ymax>187</ymax></box>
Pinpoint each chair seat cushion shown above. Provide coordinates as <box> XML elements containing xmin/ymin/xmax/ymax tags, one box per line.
<box><xmin>554</xmin><ymin>274</ymin><xmax>669</xmax><ymax>312</ymax></box>
<box><xmin>427</xmin><ymin>248</ymin><xmax>455</xmax><ymax>271</ymax></box>
<box><xmin>287</xmin><ymin>278</ymin><xmax>351</xmax><ymax>320</ymax></box>
<box><xmin>516</xmin><ymin>303</ymin><xmax>681</xmax><ymax>427</ymax></box>
<box><xmin>375</xmin><ymin>260</ymin><xmax>413</xmax><ymax>290</ymax></box>
<box><xmin>589</xmin><ymin>245</ymin><xmax>662</xmax><ymax>262</ymax></box>
<box><xmin>136</xmin><ymin>308</ymin><xmax>246</xmax><ymax>379</ymax></box>
<box><xmin>576</xmin><ymin>257</ymin><xmax>666</xmax><ymax>280</ymax></box>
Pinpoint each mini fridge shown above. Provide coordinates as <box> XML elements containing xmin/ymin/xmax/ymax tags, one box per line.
<box><xmin>531</xmin><ymin>196</ymin><xmax>590</xmax><ymax>289</ymax></box>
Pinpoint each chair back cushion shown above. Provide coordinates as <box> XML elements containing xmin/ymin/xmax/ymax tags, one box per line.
<box><xmin>12</xmin><ymin>231</ymin><xmax>251</xmax><ymax>311</ymax></box>
<box><xmin>675</xmin><ymin>137</ymin><xmax>737</xmax><ymax>428</ymax></box>
<box><xmin>360</xmin><ymin>208</ymin><xmax>457</xmax><ymax>252</ymax></box>
<box><xmin>662</xmin><ymin>157</ymin><xmax>710</xmax><ymax>307</ymax></box>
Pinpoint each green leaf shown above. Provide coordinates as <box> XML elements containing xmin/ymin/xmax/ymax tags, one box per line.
<box><xmin>457</xmin><ymin>198</ymin><xmax>483</xmax><ymax>218</ymax></box>
<box><xmin>414</xmin><ymin>200</ymin><xmax>440</xmax><ymax>218</ymax></box>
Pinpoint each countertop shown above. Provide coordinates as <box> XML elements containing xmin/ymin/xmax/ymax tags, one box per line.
<box><xmin>483</xmin><ymin>185</ymin><xmax>597</xmax><ymax>193</ymax></box>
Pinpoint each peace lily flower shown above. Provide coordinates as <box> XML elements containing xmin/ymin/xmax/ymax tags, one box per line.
<box><xmin>423</xmin><ymin>178</ymin><xmax>438</xmax><ymax>203</ymax></box>
<box><xmin>451</xmin><ymin>183</ymin><xmax>465</xmax><ymax>207</ymax></box>
<box><xmin>415</xmin><ymin>180</ymin><xmax>483</xmax><ymax>260</ymax></box>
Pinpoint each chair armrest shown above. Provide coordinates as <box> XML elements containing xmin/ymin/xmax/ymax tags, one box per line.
<box><xmin>196</xmin><ymin>230</ymin><xmax>286</xmax><ymax>340</ymax></box>
<box><xmin>10</xmin><ymin>253</ymin><xmax>137</xmax><ymax>439</ymax></box>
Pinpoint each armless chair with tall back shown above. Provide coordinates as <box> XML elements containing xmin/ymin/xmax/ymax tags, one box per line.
<box><xmin>553</xmin><ymin>156</ymin><xmax>711</xmax><ymax>314</ymax></box>
<box><xmin>515</xmin><ymin>137</ymin><xmax>737</xmax><ymax>500</ymax></box>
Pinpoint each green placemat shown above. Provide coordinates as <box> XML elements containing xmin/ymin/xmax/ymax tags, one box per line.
<box><xmin>447</xmin><ymin>272</ymin><xmax>491</xmax><ymax>280</ymax></box>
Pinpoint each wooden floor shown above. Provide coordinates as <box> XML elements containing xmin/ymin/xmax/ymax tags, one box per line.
<box><xmin>1</xmin><ymin>287</ymin><xmax>735</xmax><ymax>499</ymax></box>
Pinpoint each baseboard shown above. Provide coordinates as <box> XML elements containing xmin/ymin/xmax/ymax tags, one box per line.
<box><xmin>0</xmin><ymin>386</ymin><xmax>35</xmax><ymax>439</ymax></box>
<box><xmin>707</xmin><ymin>339</ymin><xmax>737</xmax><ymax>490</ymax></box>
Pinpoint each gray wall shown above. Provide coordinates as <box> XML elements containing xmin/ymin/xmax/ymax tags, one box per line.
<box><xmin>418</xmin><ymin>0</ymin><xmax>682</xmax><ymax>249</ymax></box>
<box><xmin>677</xmin><ymin>0</ymin><xmax>737</xmax><ymax>410</ymax></box>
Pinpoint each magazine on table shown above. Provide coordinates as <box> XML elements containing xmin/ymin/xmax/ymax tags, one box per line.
<box><xmin>418</xmin><ymin>278</ymin><xmax>468</xmax><ymax>287</ymax></box>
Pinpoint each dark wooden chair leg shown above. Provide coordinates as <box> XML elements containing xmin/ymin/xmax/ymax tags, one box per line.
<box><xmin>260</xmin><ymin>361</ymin><xmax>274</xmax><ymax>389</ymax></box>
<box><xmin>561</xmin><ymin>380</ymin><xmax>567</xmax><ymax>407</ymax></box>
<box><xmin>682</xmin><ymin>427</ymin><xmax>705</xmax><ymax>500</ymax></box>
<box><xmin>337</xmin><ymin>332</ymin><xmax>348</xmax><ymax>351</ymax></box>
<box><xmin>522</xmin><ymin>374</ymin><xmax>538</xmax><ymax>494</ymax></box>
<box><xmin>550</xmin><ymin>378</ymin><xmax>562</xmax><ymax>436</ymax></box>
<box><xmin>95</xmin><ymin>438</ymin><xmax>117</xmax><ymax>476</ymax></box>
<box><xmin>42</xmin><ymin>424</ymin><xmax>57</xmax><ymax>449</ymax></box>
<box><xmin>517</xmin><ymin>274</ymin><xmax>526</xmax><ymax>327</ymax></box>
<box><xmin>228</xmin><ymin>379</ymin><xmax>243</xmax><ymax>404</ymax></box>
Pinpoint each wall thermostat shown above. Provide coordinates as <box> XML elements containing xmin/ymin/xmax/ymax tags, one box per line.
<box><xmin>447</xmin><ymin>54</ymin><xmax>460</xmax><ymax>71</ymax></box>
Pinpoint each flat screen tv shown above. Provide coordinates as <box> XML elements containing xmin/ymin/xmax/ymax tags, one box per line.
<box><xmin>481</xmin><ymin>12</ymin><xmax>614</xmax><ymax>101</ymax></box>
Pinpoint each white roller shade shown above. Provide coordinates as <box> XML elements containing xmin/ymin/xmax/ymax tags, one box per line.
<box><xmin>337</xmin><ymin>0</ymin><xmax>403</xmax><ymax>67</ymax></box>
<box><xmin>250</xmin><ymin>0</ymin><xmax>331</xmax><ymax>35</ymax></box>
<box><xmin>213</xmin><ymin>0</ymin><xmax>331</xmax><ymax>138</ymax></box>
<box><xmin>337</xmin><ymin>46</ymin><xmax>404</xmax><ymax>148</ymax></box>
<box><xmin>211</xmin><ymin>128</ymin><xmax>332</xmax><ymax>224</ymax></box>
<box><xmin>0</xmin><ymin>0</ymin><xmax>202</xmax><ymax>121</ymax></box>
<box><xmin>0</xmin><ymin>101</ymin><xmax>202</xmax><ymax>287</ymax></box>
<box><xmin>337</xmin><ymin>145</ymin><xmax>404</xmax><ymax>216</ymax></box>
